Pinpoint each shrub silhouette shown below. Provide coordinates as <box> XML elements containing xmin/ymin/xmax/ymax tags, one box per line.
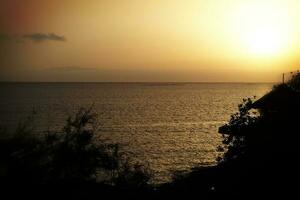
<box><xmin>288</xmin><ymin>72</ymin><xmax>300</xmax><ymax>90</ymax></box>
<box><xmin>218</xmin><ymin>72</ymin><xmax>300</xmax><ymax>163</ymax></box>
<box><xmin>215</xmin><ymin>72</ymin><xmax>300</xmax><ymax>195</ymax></box>
<box><xmin>217</xmin><ymin>97</ymin><xmax>260</xmax><ymax>163</ymax></box>
<box><xmin>0</xmin><ymin>107</ymin><xmax>151</xmax><ymax>188</ymax></box>
<box><xmin>45</xmin><ymin>107</ymin><xmax>118</xmax><ymax>182</ymax></box>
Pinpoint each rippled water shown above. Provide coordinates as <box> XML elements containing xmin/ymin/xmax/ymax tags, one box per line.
<box><xmin>0</xmin><ymin>83</ymin><xmax>272</xmax><ymax>183</ymax></box>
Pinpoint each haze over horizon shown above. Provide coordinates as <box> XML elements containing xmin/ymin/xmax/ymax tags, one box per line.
<box><xmin>1</xmin><ymin>0</ymin><xmax>300</xmax><ymax>82</ymax></box>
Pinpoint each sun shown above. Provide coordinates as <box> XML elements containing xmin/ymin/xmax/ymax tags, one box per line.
<box><xmin>232</xmin><ymin>2</ymin><xmax>293</xmax><ymax>57</ymax></box>
<box><xmin>244</xmin><ymin>26</ymin><xmax>285</xmax><ymax>56</ymax></box>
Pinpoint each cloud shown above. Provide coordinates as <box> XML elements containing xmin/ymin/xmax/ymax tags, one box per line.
<box><xmin>0</xmin><ymin>33</ymin><xmax>67</xmax><ymax>43</ymax></box>
<box><xmin>22</xmin><ymin>33</ymin><xmax>66</xmax><ymax>42</ymax></box>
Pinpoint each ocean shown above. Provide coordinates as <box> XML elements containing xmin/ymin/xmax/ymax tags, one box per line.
<box><xmin>0</xmin><ymin>82</ymin><xmax>272</xmax><ymax>183</ymax></box>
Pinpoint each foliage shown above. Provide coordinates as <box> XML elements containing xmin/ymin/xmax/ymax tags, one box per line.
<box><xmin>288</xmin><ymin>72</ymin><xmax>300</xmax><ymax>90</ymax></box>
<box><xmin>217</xmin><ymin>97</ymin><xmax>260</xmax><ymax>163</ymax></box>
<box><xmin>0</xmin><ymin>107</ymin><xmax>152</xmax><ymax>187</ymax></box>
<box><xmin>114</xmin><ymin>160</ymin><xmax>153</xmax><ymax>188</ymax></box>
<box><xmin>218</xmin><ymin>72</ymin><xmax>300</xmax><ymax>163</ymax></box>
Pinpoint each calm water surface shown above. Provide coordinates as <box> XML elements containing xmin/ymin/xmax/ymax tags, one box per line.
<box><xmin>0</xmin><ymin>83</ymin><xmax>272</xmax><ymax>183</ymax></box>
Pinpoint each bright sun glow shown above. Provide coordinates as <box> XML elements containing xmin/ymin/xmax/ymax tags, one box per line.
<box><xmin>245</xmin><ymin>27</ymin><xmax>286</xmax><ymax>56</ymax></box>
<box><xmin>232</xmin><ymin>2</ymin><xmax>293</xmax><ymax>57</ymax></box>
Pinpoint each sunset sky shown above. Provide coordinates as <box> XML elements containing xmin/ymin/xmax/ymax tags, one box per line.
<box><xmin>1</xmin><ymin>0</ymin><xmax>300</xmax><ymax>82</ymax></box>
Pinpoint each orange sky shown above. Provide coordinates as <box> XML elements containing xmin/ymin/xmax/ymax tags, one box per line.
<box><xmin>1</xmin><ymin>0</ymin><xmax>300</xmax><ymax>82</ymax></box>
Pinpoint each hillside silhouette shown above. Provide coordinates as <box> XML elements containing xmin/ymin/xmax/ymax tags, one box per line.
<box><xmin>161</xmin><ymin>72</ymin><xmax>300</xmax><ymax>198</ymax></box>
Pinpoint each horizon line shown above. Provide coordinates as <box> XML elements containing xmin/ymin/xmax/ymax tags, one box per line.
<box><xmin>0</xmin><ymin>81</ymin><xmax>277</xmax><ymax>84</ymax></box>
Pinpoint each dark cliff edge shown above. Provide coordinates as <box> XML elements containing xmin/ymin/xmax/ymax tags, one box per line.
<box><xmin>161</xmin><ymin>72</ymin><xmax>300</xmax><ymax>198</ymax></box>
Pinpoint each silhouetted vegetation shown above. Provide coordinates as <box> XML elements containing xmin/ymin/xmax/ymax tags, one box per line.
<box><xmin>159</xmin><ymin>72</ymin><xmax>300</xmax><ymax>198</ymax></box>
<box><xmin>219</xmin><ymin>72</ymin><xmax>300</xmax><ymax>163</ymax></box>
<box><xmin>0</xmin><ymin>107</ymin><xmax>152</xmax><ymax>198</ymax></box>
<box><xmin>287</xmin><ymin>71</ymin><xmax>300</xmax><ymax>90</ymax></box>
<box><xmin>217</xmin><ymin>74</ymin><xmax>300</xmax><ymax>196</ymax></box>
<box><xmin>217</xmin><ymin>97</ymin><xmax>259</xmax><ymax>163</ymax></box>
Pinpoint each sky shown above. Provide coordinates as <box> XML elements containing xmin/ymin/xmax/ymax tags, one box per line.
<box><xmin>1</xmin><ymin>0</ymin><xmax>300</xmax><ymax>82</ymax></box>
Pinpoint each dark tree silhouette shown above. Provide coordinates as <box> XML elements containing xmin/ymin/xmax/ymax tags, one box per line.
<box><xmin>0</xmin><ymin>106</ymin><xmax>152</xmax><ymax>188</ymax></box>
